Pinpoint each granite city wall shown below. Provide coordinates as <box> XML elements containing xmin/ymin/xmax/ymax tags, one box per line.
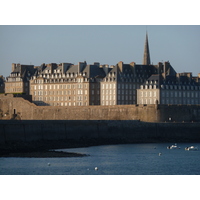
<box><xmin>0</xmin><ymin>94</ymin><xmax>159</xmax><ymax>122</ymax></box>
<box><xmin>0</xmin><ymin>120</ymin><xmax>200</xmax><ymax>147</ymax></box>
<box><xmin>1</xmin><ymin>94</ymin><xmax>200</xmax><ymax>122</ymax></box>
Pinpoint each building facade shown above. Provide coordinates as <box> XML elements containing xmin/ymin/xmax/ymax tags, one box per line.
<box><xmin>5</xmin><ymin>63</ymin><xmax>35</xmax><ymax>95</ymax></box>
<box><xmin>29</xmin><ymin>62</ymin><xmax>106</xmax><ymax>106</ymax></box>
<box><xmin>100</xmin><ymin>61</ymin><xmax>160</xmax><ymax>105</ymax></box>
<box><xmin>137</xmin><ymin>62</ymin><xmax>200</xmax><ymax>105</ymax></box>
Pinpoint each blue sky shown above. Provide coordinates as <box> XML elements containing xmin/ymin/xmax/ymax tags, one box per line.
<box><xmin>1</xmin><ymin>25</ymin><xmax>199</xmax><ymax>77</ymax></box>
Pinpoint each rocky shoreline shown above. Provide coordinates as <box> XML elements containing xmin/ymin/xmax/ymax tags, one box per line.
<box><xmin>0</xmin><ymin>150</ymin><xmax>88</xmax><ymax>158</ymax></box>
<box><xmin>0</xmin><ymin>138</ymin><xmax>122</xmax><ymax>158</ymax></box>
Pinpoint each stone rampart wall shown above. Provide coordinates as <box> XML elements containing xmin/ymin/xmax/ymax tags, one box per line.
<box><xmin>1</xmin><ymin>94</ymin><xmax>200</xmax><ymax>122</ymax></box>
<box><xmin>0</xmin><ymin>120</ymin><xmax>200</xmax><ymax>148</ymax></box>
<box><xmin>0</xmin><ymin>94</ymin><xmax>159</xmax><ymax>122</ymax></box>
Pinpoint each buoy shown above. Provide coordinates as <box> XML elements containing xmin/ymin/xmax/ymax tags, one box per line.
<box><xmin>159</xmin><ymin>153</ymin><xmax>162</xmax><ymax>156</ymax></box>
<box><xmin>48</xmin><ymin>163</ymin><xmax>51</xmax><ymax>166</ymax></box>
<box><xmin>95</xmin><ymin>167</ymin><xmax>98</xmax><ymax>171</ymax></box>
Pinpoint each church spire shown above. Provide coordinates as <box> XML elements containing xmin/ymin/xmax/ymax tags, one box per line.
<box><xmin>143</xmin><ymin>32</ymin><xmax>151</xmax><ymax>65</ymax></box>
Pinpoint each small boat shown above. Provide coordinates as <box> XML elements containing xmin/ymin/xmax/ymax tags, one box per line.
<box><xmin>185</xmin><ymin>146</ymin><xmax>198</xmax><ymax>151</ymax></box>
<box><xmin>167</xmin><ymin>144</ymin><xmax>181</xmax><ymax>149</ymax></box>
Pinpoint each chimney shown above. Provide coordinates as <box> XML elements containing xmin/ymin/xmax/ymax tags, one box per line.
<box><xmin>94</xmin><ymin>62</ymin><xmax>100</xmax><ymax>67</ymax></box>
<box><xmin>164</xmin><ymin>62</ymin><xmax>169</xmax><ymax>79</ymax></box>
<box><xmin>101</xmin><ymin>65</ymin><xmax>109</xmax><ymax>74</ymax></box>
<box><xmin>78</xmin><ymin>62</ymin><xmax>86</xmax><ymax>74</ymax></box>
<box><xmin>118</xmin><ymin>61</ymin><xmax>123</xmax><ymax>72</ymax></box>
<box><xmin>158</xmin><ymin>62</ymin><xmax>163</xmax><ymax>75</ymax></box>
<box><xmin>12</xmin><ymin>63</ymin><xmax>16</xmax><ymax>72</ymax></box>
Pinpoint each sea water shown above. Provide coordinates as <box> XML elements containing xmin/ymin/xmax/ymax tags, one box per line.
<box><xmin>1</xmin><ymin>143</ymin><xmax>200</xmax><ymax>175</ymax></box>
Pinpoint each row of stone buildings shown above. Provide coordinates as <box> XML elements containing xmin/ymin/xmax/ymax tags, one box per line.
<box><xmin>3</xmin><ymin>33</ymin><xmax>200</xmax><ymax>106</ymax></box>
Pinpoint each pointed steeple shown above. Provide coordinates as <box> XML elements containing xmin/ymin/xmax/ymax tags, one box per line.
<box><xmin>143</xmin><ymin>32</ymin><xmax>151</xmax><ymax>65</ymax></box>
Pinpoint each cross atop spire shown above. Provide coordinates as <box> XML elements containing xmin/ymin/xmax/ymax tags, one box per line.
<box><xmin>143</xmin><ymin>32</ymin><xmax>151</xmax><ymax>65</ymax></box>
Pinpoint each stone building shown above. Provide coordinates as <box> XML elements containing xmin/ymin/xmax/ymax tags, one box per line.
<box><xmin>0</xmin><ymin>76</ymin><xmax>5</xmax><ymax>93</ymax></box>
<box><xmin>100</xmin><ymin>33</ymin><xmax>161</xmax><ymax>106</ymax></box>
<box><xmin>5</xmin><ymin>63</ymin><xmax>35</xmax><ymax>95</ymax></box>
<box><xmin>100</xmin><ymin>61</ymin><xmax>160</xmax><ymax>105</ymax></box>
<box><xmin>4</xmin><ymin>32</ymin><xmax>200</xmax><ymax>107</ymax></box>
<box><xmin>137</xmin><ymin>62</ymin><xmax>200</xmax><ymax>105</ymax></box>
<box><xmin>29</xmin><ymin>62</ymin><xmax>106</xmax><ymax>106</ymax></box>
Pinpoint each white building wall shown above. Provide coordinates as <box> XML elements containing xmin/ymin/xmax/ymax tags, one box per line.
<box><xmin>137</xmin><ymin>88</ymin><xmax>160</xmax><ymax>104</ymax></box>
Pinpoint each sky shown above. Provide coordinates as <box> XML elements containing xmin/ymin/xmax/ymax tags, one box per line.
<box><xmin>0</xmin><ymin>25</ymin><xmax>200</xmax><ymax>77</ymax></box>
